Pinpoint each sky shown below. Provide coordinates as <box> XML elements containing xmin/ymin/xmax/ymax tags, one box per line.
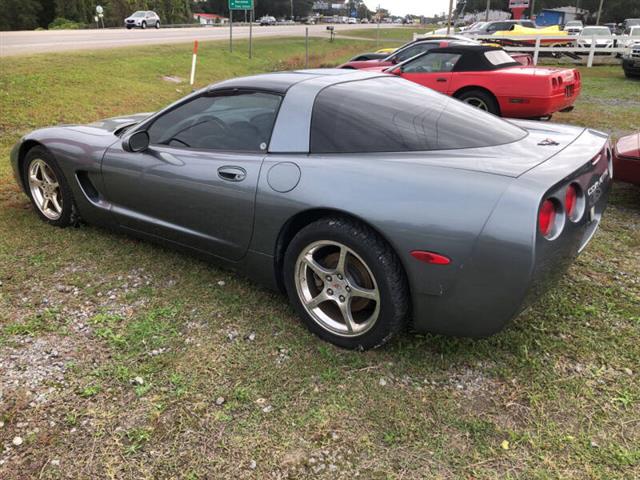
<box><xmin>364</xmin><ymin>0</ymin><xmax>455</xmax><ymax>17</ymax></box>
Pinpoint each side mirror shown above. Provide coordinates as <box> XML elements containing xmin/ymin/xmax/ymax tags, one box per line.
<box><xmin>123</xmin><ymin>131</ymin><xmax>150</xmax><ymax>153</ymax></box>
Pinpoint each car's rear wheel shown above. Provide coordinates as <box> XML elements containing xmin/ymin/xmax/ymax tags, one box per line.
<box><xmin>283</xmin><ymin>217</ymin><xmax>409</xmax><ymax>350</ymax></box>
<box><xmin>456</xmin><ymin>89</ymin><xmax>499</xmax><ymax>115</ymax></box>
<box><xmin>141</xmin><ymin>21</ymin><xmax>147</xmax><ymax>29</ymax></box>
<box><xmin>155</xmin><ymin>21</ymin><xmax>160</xmax><ymax>29</ymax></box>
<box><xmin>22</xmin><ymin>147</ymin><xmax>75</xmax><ymax>227</ymax></box>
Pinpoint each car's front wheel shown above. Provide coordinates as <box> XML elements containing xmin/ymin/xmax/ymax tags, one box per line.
<box><xmin>283</xmin><ymin>217</ymin><xmax>409</xmax><ymax>350</ymax></box>
<box><xmin>22</xmin><ymin>146</ymin><xmax>75</xmax><ymax>227</ymax></box>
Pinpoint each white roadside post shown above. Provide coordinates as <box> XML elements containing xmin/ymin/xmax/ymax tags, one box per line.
<box><xmin>587</xmin><ymin>35</ymin><xmax>597</xmax><ymax>68</ymax></box>
<box><xmin>533</xmin><ymin>36</ymin><xmax>541</xmax><ymax>65</ymax></box>
<box><xmin>190</xmin><ymin>40</ymin><xmax>199</xmax><ymax>87</ymax></box>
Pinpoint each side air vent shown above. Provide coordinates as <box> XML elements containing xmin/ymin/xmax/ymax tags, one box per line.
<box><xmin>76</xmin><ymin>171</ymin><xmax>101</xmax><ymax>203</ymax></box>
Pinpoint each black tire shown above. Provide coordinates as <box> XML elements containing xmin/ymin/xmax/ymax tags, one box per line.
<box><xmin>155</xmin><ymin>21</ymin><xmax>160</xmax><ymax>29</ymax></box>
<box><xmin>22</xmin><ymin>146</ymin><xmax>75</xmax><ymax>228</ymax></box>
<box><xmin>141</xmin><ymin>21</ymin><xmax>147</xmax><ymax>29</ymax></box>
<box><xmin>456</xmin><ymin>89</ymin><xmax>500</xmax><ymax>116</ymax></box>
<box><xmin>283</xmin><ymin>217</ymin><xmax>409</xmax><ymax>350</ymax></box>
<box><xmin>126</xmin><ymin>25</ymin><xmax>132</xmax><ymax>30</ymax></box>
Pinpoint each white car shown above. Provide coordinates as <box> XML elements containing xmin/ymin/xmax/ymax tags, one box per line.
<box><xmin>621</xmin><ymin>26</ymin><xmax>640</xmax><ymax>48</ymax></box>
<box><xmin>124</xmin><ymin>11</ymin><xmax>160</xmax><ymax>29</ymax></box>
<box><xmin>348</xmin><ymin>17</ymin><xmax>357</xmax><ymax>24</ymax></box>
<box><xmin>259</xmin><ymin>16</ymin><xmax>277</xmax><ymax>26</ymax></box>
<box><xmin>564</xmin><ymin>20</ymin><xmax>583</xmax><ymax>35</ymax></box>
<box><xmin>577</xmin><ymin>26</ymin><xmax>615</xmax><ymax>48</ymax></box>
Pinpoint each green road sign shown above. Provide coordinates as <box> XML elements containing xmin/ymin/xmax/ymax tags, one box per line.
<box><xmin>229</xmin><ymin>0</ymin><xmax>253</xmax><ymax>9</ymax></box>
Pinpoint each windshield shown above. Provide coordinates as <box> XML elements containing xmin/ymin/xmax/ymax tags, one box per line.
<box><xmin>566</xmin><ymin>21</ymin><xmax>582</xmax><ymax>27</ymax></box>
<box><xmin>131</xmin><ymin>11</ymin><xmax>145</xmax><ymax>18</ymax></box>
<box><xmin>581</xmin><ymin>27</ymin><xmax>611</xmax><ymax>36</ymax></box>
<box><xmin>630</xmin><ymin>27</ymin><xmax>640</xmax><ymax>36</ymax></box>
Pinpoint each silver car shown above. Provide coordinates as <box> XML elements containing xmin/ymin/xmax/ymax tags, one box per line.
<box><xmin>125</xmin><ymin>11</ymin><xmax>160</xmax><ymax>30</ymax></box>
<box><xmin>9</xmin><ymin>70</ymin><xmax>611</xmax><ymax>350</ymax></box>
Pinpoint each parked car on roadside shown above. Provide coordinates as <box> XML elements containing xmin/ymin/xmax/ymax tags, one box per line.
<box><xmin>348</xmin><ymin>17</ymin><xmax>357</xmax><ymax>24</ymax></box>
<box><xmin>623</xmin><ymin>18</ymin><xmax>640</xmax><ymax>31</ymax></box>
<box><xmin>621</xmin><ymin>25</ymin><xmax>640</xmax><ymax>49</ymax></box>
<box><xmin>10</xmin><ymin>68</ymin><xmax>611</xmax><ymax>349</ymax></box>
<box><xmin>363</xmin><ymin>45</ymin><xmax>581</xmax><ymax>119</ymax></box>
<box><xmin>622</xmin><ymin>42</ymin><xmax>640</xmax><ymax>78</ymax></box>
<box><xmin>259</xmin><ymin>16</ymin><xmax>277</xmax><ymax>26</ymax></box>
<box><xmin>576</xmin><ymin>26</ymin><xmax>615</xmax><ymax>49</ymax></box>
<box><xmin>124</xmin><ymin>11</ymin><xmax>160</xmax><ymax>29</ymax></box>
<box><xmin>564</xmin><ymin>20</ymin><xmax>583</xmax><ymax>35</ymax></box>
<box><xmin>613</xmin><ymin>132</ymin><xmax>640</xmax><ymax>185</ymax></box>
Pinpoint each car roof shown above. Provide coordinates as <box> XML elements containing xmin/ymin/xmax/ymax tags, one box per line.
<box><xmin>207</xmin><ymin>69</ymin><xmax>383</xmax><ymax>94</ymax></box>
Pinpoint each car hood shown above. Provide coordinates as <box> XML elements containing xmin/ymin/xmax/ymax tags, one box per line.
<box><xmin>67</xmin><ymin>113</ymin><xmax>153</xmax><ymax>135</ymax></box>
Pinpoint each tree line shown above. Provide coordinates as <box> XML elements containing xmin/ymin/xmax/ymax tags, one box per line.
<box><xmin>2</xmin><ymin>0</ymin><xmax>638</xmax><ymax>31</ymax></box>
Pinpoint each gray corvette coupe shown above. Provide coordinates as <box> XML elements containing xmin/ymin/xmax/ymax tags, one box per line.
<box><xmin>10</xmin><ymin>69</ymin><xmax>612</xmax><ymax>349</ymax></box>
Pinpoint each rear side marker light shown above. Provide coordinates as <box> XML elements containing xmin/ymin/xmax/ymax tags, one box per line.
<box><xmin>411</xmin><ymin>250</ymin><xmax>451</xmax><ymax>265</ymax></box>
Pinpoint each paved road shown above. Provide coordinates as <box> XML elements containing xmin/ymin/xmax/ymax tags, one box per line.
<box><xmin>0</xmin><ymin>24</ymin><xmax>395</xmax><ymax>57</ymax></box>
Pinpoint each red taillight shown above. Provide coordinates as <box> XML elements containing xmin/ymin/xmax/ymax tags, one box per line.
<box><xmin>411</xmin><ymin>250</ymin><xmax>451</xmax><ymax>265</ymax></box>
<box><xmin>565</xmin><ymin>184</ymin><xmax>578</xmax><ymax>217</ymax></box>
<box><xmin>538</xmin><ymin>199</ymin><xmax>556</xmax><ymax>237</ymax></box>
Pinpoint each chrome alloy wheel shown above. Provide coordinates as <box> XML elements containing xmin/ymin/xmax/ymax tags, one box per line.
<box><xmin>464</xmin><ymin>97</ymin><xmax>489</xmax><ymax>111</ymax></box>
<box><xmin>294</xmin><ymin>240</ymin><xmax>381</xmax><ymax>337</ymax></box>
<box><xmin>28</xmin><ymin>159</ymin><xmax>63</xmax><ymax>220</ymax></box>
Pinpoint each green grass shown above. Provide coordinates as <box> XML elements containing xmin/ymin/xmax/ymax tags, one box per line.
<box><xmin>0</xmin><ymin>38</ymin><xmax>639</xmax><ymax>479</ymax></box>
<box><xmin>336</xmin><ymin>25</ymin><xmax>436</xmax><ymax>43</ymax></box>
<box><xmin>339</xmin><ymin>25</ymin><xmax>437</xmax><ymax>44</ymax></box>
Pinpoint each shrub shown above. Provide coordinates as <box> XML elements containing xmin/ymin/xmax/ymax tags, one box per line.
<box><xmin>48</xmin><ymin>17</ymin><xmax>85</xmax><ymax>30</ymax></box>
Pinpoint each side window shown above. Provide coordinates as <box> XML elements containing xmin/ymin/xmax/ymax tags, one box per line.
<box><xmin>310</xmin><ymin>77</ymin><xmax>446</xmax><ymax>153</ymax></box>
<box><xmin>147</xmin><ymin>92</ymin><xmax>282</xmax><ymax>152</ymax></box>
<box><xmin>394</xmin><ymin>44</ymin><xmax>434</xmax><ymax>62</ymax></box>
<box><xmin>402</xmin><ymin>52</ymin><xmax>461</xmax><ymax>73</ymax></box>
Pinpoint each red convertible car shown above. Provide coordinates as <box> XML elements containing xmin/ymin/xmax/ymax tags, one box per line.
<box><xmin>614</xmin><ymin>132</ymin><xmax>640</xmax><ymax>185</ymax></box>
<box><xmin>364</xmin><ymin>45</ymin><xmax>580</xmax><ymax>119</ymax></box>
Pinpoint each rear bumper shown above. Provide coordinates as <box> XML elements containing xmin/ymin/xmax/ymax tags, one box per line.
<box><xmin>411</xmin><ymin>129</ymin><xmax>610</xmax><ymax>337</ymax></box>
<box><xmin>499</xmin><ymin>86</ymin><xmax>581</xmax><ymax>118</ymax></box>
<box><xmin>613</xmin><ymin>155</ymin><xmax>640</xmax><ymax>185</ymax></box>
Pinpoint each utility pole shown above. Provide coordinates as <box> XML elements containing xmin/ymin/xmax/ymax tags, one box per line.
<box><xmin>596</xmin><ymin>0</ymin><xmax>604</xmax><ymax>25</ymax></box>
<box><xmin>485</xmin><ymin>0</ymin><xmax>490</xmax><ymax>22</ymax></box>
<box><xmin>290</xmin><ymin>0</ymin><xmax>293</xmax><ymax>20</ymax></box>
<box><xmin>446</xmin><ymin>0</ymin><xmax>454</xmax><ymax>35</ymax></box>
<box><xmin>530</xmin><ymin>0</ymin><xmax>536</xmax><ymax>20</ymax></box>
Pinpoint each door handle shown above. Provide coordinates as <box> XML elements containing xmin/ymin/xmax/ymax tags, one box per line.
<box><xmin>218</xmin><ymin>166</ymin><xmax>246</xmax><ymax>182</ymax></box>
<box><xmin>436</xmin><ymin>78</ymin><xmax>447</xmax><ymax>82</ymax></box>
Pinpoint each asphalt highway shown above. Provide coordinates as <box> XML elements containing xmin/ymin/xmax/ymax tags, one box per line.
<box><xmin>0</xmin><ymin>24</ymin><xmax>395</xmax><ymax>57</ymax></box>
